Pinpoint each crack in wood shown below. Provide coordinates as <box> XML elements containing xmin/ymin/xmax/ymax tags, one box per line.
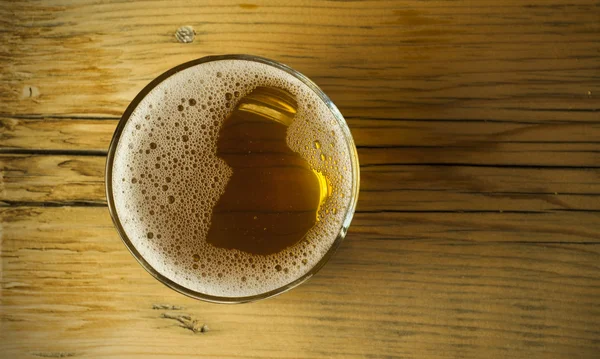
<box><xmin>31</xmin><ymin>352</ymin><xmax>78</xmax><ymax>358</ymax></box>
<box><xmin>160</xmin><ymin>313</ymin><xmax>209</xmax><ymax>334</ymax></box>
<box><xmin>0</xmin><ymin>114</ymin><xmax>121</xmax><ymax>120</ymax></box>
<box><xmin>0</xmin><ymin>148</ymin><xmax>108</xmax><ymax>156</ymax></box>
<box><xmin>361</xmin><ymin>163</ymin><xmax>600</xmax><ymax>169</ymax></box>
<box><xmin>152</xmin><ymin>304</ymin><xmax>184</xmax><ymax>310</ymax></box>
<box><xmin>0</xmin><ymin>200</ymin><xmax>107</xmax><ymax>207</ymax></box>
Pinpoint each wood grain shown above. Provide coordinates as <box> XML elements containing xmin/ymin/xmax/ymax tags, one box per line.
<box><xmin>2</xmin><ymin>117</ymin><xmax>600</xmax><ymax>167</ymax></box>
<box><xmin>1</xmin><ymin>207</ymin><xmax>599</xmax><ymax>359</ymax></box>
<box><xmin>1</xmin><ymin>0</ymin><xmax>600</xmax><ymax>358</ymax></box>
<box><xmin>1</xmin><ymin>0</ymin><xmax>598</xmax><ymax>121</ymax></box>
<box><xmin>3</xmin><ymin>153</ymin><xmax>600</xmax><ymax>214</ymax></box>
<box><xmin>2</xmin><ymin>153</ymin><xmax>600</xmax><ymax>243</ymax></box>
<box><xmin>0</xmin><ymin>117</ymin><xmax>116</xmax><ymax>152</ymax></box>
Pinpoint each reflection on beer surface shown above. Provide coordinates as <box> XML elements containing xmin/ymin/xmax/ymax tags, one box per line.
<box><xmin>208</xmin><ymin>87</ymin><xmax>327</xmax><ymax>255</ymax></box>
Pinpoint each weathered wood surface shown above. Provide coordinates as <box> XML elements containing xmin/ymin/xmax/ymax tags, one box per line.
<box><xmin>1</xmin><ymin>1</ymin><xmax>598</xmax><ymax>121</ymax></box>
<box><xmin>2</xmin><ymin>117</ymin><xmax>600</xmax><ymax>167</ymax></box>
<box><xmin>3</xmin><ymin>153</ymin><xmax>600</xmax><ymax>215</ymax></box>
<box><xmin>1</xmin><ymin>0</ymin><xmax>599</xmax><ymax>358</ymax></box>
<box><xmin>2</xmin><ymin>207</ymin><xmax>600</xmax><ymax>359</ymax></box>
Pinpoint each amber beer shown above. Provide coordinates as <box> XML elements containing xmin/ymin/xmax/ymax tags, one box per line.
<box><xmin>207</xmin><ymin>86</ymin><xmax>327</xmax><ymax>255</ymax></box>
<box><xmin>106</xmin><ymin>55</ymin><xmax>359</xmax><ymax>302</ymax></box>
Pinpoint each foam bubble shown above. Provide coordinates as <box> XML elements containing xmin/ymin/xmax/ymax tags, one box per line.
<box><xmin>112</xmin><ymin>59</ymin><xmax>354</xmax><ymax>297</ymax></box>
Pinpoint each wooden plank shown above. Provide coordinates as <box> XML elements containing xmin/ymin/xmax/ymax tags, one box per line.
<box><xmin>3</xmin><ymin>117</ymin><xmax>600</xmax><ymax>150</ymax></box>
<box><xmin>1</xmin><ymin>0</ymin><xmax>598</xmax><ymax>121</ymax></box>
<box><xmin>358</xmin><ymin>146</ymin><xmax>600</xmax><ymax>167</ymax></box>
<box><xmin>0</xmin><ymin>117</ymin><xmax>116</xmax><ymax>152</ymax></box>
<box><xmin>2</xmin><ymin>155</ymin><xmax>600</xmax><ymax>243</ymax></box>
<box><xmin>351</xmin><ymin>212</ymin><xmax>600</xmax><ymax>244</ymax></box>
<box><xmin>3</xmin><ymin>154</ymin><xmax>600</xmax><ymax>214</ymax></box>
<box><xmin>1</xmin><ymin>155</ymin><xmax>106</xmax><ymax>205</ymax></box>
<box><xmin>2</xmin><ymin>117</ymin><xmax>599</xmax><ymax>167</ymax></box>
<box><xmin>1</xmin><ymin>206</ymin><xmax>599</xmax><ymax>358</ymax></box>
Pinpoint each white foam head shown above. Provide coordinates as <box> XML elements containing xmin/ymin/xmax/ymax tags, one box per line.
<box><xmin>110</xmin><ymin>58</ymin><xmax>355</xmax><ymax>298</ymax></box>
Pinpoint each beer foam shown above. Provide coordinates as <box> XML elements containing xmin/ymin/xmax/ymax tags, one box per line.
<box><xmin>111</xmin><ymin>59</ymin><xmax>355</xmax><ymax>298</ymax></box>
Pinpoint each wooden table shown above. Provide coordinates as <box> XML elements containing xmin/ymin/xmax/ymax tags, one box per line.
<box><xmin>1</xmin><ymin>1</ymin><xmax>599</xmax><ymax>358</ymax></box>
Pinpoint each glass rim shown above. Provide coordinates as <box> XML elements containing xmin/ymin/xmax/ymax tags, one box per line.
<box><xmin>105</xmin><ymin>54</ymin><xmax>360</xmax><ymax>303</ymax></box>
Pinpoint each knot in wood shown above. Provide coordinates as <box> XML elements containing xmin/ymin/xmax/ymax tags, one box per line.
<box><xmin>175</xmin><ymin>26</ymin><xmax>195</xmax><ymax>43</ymax></box>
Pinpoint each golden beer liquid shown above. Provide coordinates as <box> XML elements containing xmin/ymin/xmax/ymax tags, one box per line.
<box><xmin>207</xmin><ymin>87</ymin><xmax>328</xmax><ymax>255</ymax></box>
